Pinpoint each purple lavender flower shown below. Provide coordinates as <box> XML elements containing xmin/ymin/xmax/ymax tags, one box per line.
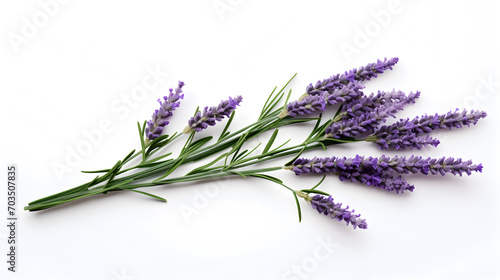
<box><xmin>367</xmin><ymin>109</ymin><xmax>486</xmax><ymax>150</ymax></box>
<box><xmin>145</xmin><ymin>81</ymin><xmax>185</xmax><ymax>140</ymax></box>
<box><xmin>291</xmin><ymin>155</ymin><xmax>483</xmax><ymax>177</ymax></box>
<box><xmin>184</xmin><ymin>96</ymin><xmax>243</xmax><ymax>133</ymax></box>
<box><xmin>288</xmin><ymin>156</ymin><xmax>414</xmax><ymax>193</ymax></box>
<box><xmin>280</xmin><ymin>92</ymin><xmax>327</xmax><ymax>118</ymax></box>
<box><xmin>375</xmin><ymin>109</ymin><xmax>487</xmax><ymax>135</ymax></box>
<box><xmin>306</xmin><ymin>57</ymin><xmax>399</xmax><ymax>96</ymax></box>
<box><xmin>336</xmin><ymin>90</ymin><xmax>420</xmax><ymax>121</ymax></box>
<box><xmin>368</xmin><ymin>133</ymin><xmax>440</xmax><ymax>150</ymax></box>
<box><xmin>325</xmin><ymin>106</ymin><xmax>392</xmax><ymax>139</ymax></box>
<box><xmin>377</xmin><ymin>155</ymin><xmax>483</xmax><ymax>176</ymax></box>
<box><xmin>323</xmin><ymin>82</ymin><xmax>365</xmax><ymax>106</ymax></box>
<box><xmin>310</xmin><ymin>195</ymin><xmax>367</xmax><ymax>229</ymax></box>
<box><xmin>325</xmin><ymin>93</ymin><xmax>421</xmax><ymax>139</ymax></box>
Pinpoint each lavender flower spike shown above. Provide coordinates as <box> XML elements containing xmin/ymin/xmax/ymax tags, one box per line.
<box><xmin>184</xmin><ymin>96</ymin><xmax>243</xmax><ymax>133</ymax></box>
<box><xmin>309</xmin><ymin>194</ymin><xmax>367</xmax><ymax>229</ymax></box>
<box><xmin>145</xmin><ymin>81</ymin><xmax>185</xmax><ymax>140</ymax></box>
<box><xmin>336</xmin><ymin>90</ymin><xmax>420</xmax><ymax>121</ymax></box>
<box><xmin>367</xmin><ymin>132</ymin><xmax>441</xmax><ymax>150</ymax></box>
<box><xmin>287</xmin><ymin>156</ymin><xmax>415</xmax><ymax>193</ymax></box>
<box><xmin>305</xmin><ymin>57</ymin><xmax>399</xmax><ymax>97</ymax></box>
<box><xmin>377</xmin><ymin>155</ymin><xmax>483</xmax><ymax>176</ymax></box>
<box><xmin>279</xmin><ymin>93</ymin><xmax>327</xmax><ymax>118</ymax></box>
<box><xmin>374</xmin><ymin>109</ymin><xmax>487</xmax><ymax>136</ymax></box>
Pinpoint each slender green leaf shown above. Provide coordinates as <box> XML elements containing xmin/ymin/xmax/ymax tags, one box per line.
<box><xmin>229</xmin><ymin>171</ymin><xmax>246</xmax><ymax>178</ymax></box>
<box><xmin>300</xmin><ymin>189</ymin><xmax>330</xmax><ymax>196</ymax></box>
<box><xmin>154</xmin><ymin>156</ymin><xmax>186</xmax><ymax>181</ymax></box>
<box><xmin>218</xmin><ymin>110</ymin><xmax>235</xmax><ymax>141</ymax></box>
<box><xmin>122</xmin><ymin>149</ymin><xmax>136</xmax><ymax>164</ymax></box>
<box><xmin>186</xmin><ymin>152</ymin><xmax>229</xmax><ymax>175</ymax></box>
<box><xmin>283</xmin><ymin>143</ymin><xmax>308</xmax><ymax>167</ymax></box>
<box><xmin>186</xmin><ymin>136</ymin><xmax>213</xmax><ymax>154</ymax></box>
<box><xmin>138</xmin><ymin>122</ymin><xmax>146</xmax><ymax>162</ymax></box>
<box><xmin>259</xmin><ymin>86</ymin><xmax>277</xmax><ymax>120</ymax></box>
<box><xmin>263</xmin><ymin>129</ymin><xmax>279</xmax><ymax>155</ymax></box>
<box><xmin>293</xmin><ymin>192</ymin><xmax>302</xmax><ymax>222</ymax></box>
<box><xmin>311</xmin><ymin>175</ymin><xmax>326</xmax><ymax>190</ymax></box>
<box><xmin>81</xmin><ymin>169</ymin><xmax>110</xmax><ymax>174</ymax></box>
<box><xmin>124</xmin><ymin>189</ymin><xmax>167</xmax><ymax>202</ymax></box>
<box><xmin>282</xmin><ymin>89</ymin><xmax>292</xmax><ymax>109</ymax></box>
<box><xmin>269</xmin><ymin>139</ymin><xmax>291</xmax><ymax>153</ymax></box>
<box><xmin>139</xmin><ymin>152</ymin><xmax>173</xmax><ymax>166</ymax></box>
<box><xmin>248</xmin><ymin>174</ymin><xmax>283</xmax><ymax>184</ymax></box>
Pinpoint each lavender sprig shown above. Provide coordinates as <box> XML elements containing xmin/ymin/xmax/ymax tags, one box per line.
<box><xmin>288</xmin><ymin>156</ymin><xmax>415</xmax><ymax>193</ymax></box>
<box><xmin>323</xmin><ymin>82</ymin><xmax>365</xmax><ymax>106</ymax></box>
<box><xmin>325</xmin><ymin>92</ymin><xmax>420</xmax><ymax>139</ymax></box>
<box><xmin>374</xmin><ymin>109</ymin><xmax>487</xmax><ymax>135</ymax></box>
<box><xmin>336</xmin><ymin>90</ymin><xmax>420</xmax><ymax>121</ymax></box>
<box><xmin>289</xmin><ymin>155</ymin><xmax>482</xmax><ymax>178</ymax></box>
<box><xmin>305</xmin><ymin>57</ymin><xmax>399</xmax><ymax>97</ymax></box>
<box><xmin>308</xmin><ymin>194</ymin><xmax>367</xmax><ymax>229</ymax></box>
<box><xmin>368</xmin><ymin>133</ymin><xmax>440</xmax><ymax>150</ymax></box>
<box><xmin>367</xmin><ymin>109</ymin><xmax>487</xmax><ymax>150</ymax></box>
<box><xmin>145</xmin><ymin>81</ymin><xmax>185</xmax><ymax>140</ymax></box>
<box><xmin>184</xmin><ymin>96</ymin><xmax>243</xmax><ymax>133</ymax></box>
<box><xmin>377</xmin><ymin>155</ymin><xmax>483</xmax><ymax>176</ymax></box>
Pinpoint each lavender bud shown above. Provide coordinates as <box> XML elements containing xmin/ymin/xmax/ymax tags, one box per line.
<box><xmin>184</xmin><ymin>96</ymin><xmax>243</xmax><ymax>133</ymax></box>
<box><xmin>145</xmin><ymin>81</ymin><xmax>185</xmax><ymax>140</ymax></box>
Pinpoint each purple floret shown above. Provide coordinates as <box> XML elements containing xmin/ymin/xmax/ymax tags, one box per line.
<box><xmin>145</xmin><ymin>81</ymin><xmax>185</xmax><ymax>140</ymax></box>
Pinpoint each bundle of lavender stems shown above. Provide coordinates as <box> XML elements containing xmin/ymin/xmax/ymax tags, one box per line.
<box><xmin>25</xmin><ymin>57</ymin><xmax>486</xmax><ymax>230</ymax></box>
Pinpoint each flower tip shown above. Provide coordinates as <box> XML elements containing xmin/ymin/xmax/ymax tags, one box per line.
<box><xmin>178</xmin><ymin>81</ymin><xmax>185</xmax><ymax>88</ymax></box>
<box><xmin>477</xmin><ymin>163</ymin><xmax>484</xmax><ymax>173</ymax></box>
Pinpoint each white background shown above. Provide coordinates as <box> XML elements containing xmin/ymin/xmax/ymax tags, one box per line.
<box><xmin>1</xmin><ymin>0</ymin><xmax>499</xmax><ymax>279</ymax></box>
